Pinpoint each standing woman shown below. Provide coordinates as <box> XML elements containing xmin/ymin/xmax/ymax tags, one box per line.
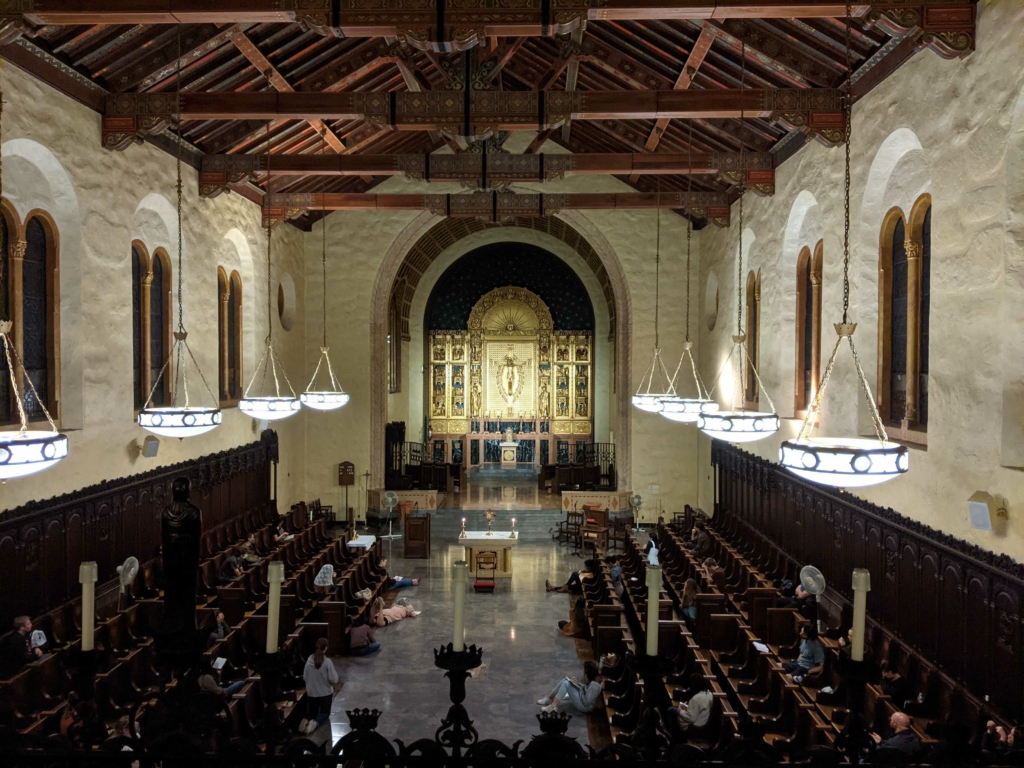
<box><xmin>300</xmin><ymin>638</ymin><xmax>340</xmax><ymax>735</ymax></box>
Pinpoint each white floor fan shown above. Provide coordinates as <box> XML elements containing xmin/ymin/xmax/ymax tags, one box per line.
<box><xmin>117</xmin><ymin>556</ymin><xmax>140</xmax><ymax>612</ymax></box>
<box><xmin>379</xmin><ymin>490</ymin><xmax>402</xmax><ymax>560</ymax></box>
<box><xmin>800</xmin><ymin>564</ymin><xmax>827</xmax><ymax>632</ymax></box>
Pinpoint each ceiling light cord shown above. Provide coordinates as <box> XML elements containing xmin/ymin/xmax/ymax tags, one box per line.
<box><xmin>842</xmin><ymin>0</ymin><xmax>852</xmax><ymax>325</ymax></box>
<box><xmin>654</xmin><ymin>176</ymin><xmax>661</xmax><ymax>351</ymax></box>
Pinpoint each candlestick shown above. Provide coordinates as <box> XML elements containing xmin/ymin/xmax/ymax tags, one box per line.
<box><xmin>646</xmin><ymin>564</ymin><xmax>661</xmax><ymax>657</ymax></box>
<box><xmin>851</xmin><ymin>568</ymin><xmax>871</xmax><ymax>662</ymax></box>
<box><xmin>79</xmin><ymin>562</ymin><xmax>98</xmax><ymax>652</ymax></box>
<box><xmin>459</xmin><ymin>517</ymin><xmax>467</xmax><ymax>539</ymax></box>
<box><xmin>266</xmin><ymin>561</ymin><xmax>285</xmax><ymax>654</ymax></box>
<box><xmin>510</xmin><ymin>517</ymin><xmax>516</xmax><ymax>538</ymax></box>
<box><xmin>452</xmin><ymin>560</ymin><xmax>469</xmax><ymax>650</ymax></box>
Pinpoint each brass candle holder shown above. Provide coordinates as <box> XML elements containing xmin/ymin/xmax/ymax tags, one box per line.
<box><xmin>459</xmin><ymin>517</ymin><xmax>467</xmax><ymax>539</ymax></box>
<box><xmin>510</xmin><ymin>517</ymin><xmax>517</xmax><ymax>538</ymax></box>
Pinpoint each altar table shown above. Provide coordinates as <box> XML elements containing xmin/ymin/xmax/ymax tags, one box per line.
<box><xmin>461</xmin><ymin>530</ymin><xmax>519</xmax><ymax>578</ymax></box>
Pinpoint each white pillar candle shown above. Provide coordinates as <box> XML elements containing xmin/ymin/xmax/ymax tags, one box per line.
<box><xmin>851</xmin><ymin>568</ymin><xmax>871</xmax><ymax>662</ymax></box>
<box><xmin>266</xmin><ymin>561</ymin><xmax>285</xmax><ymax>654</ymax></box>
<box><xmin>452</xmin><ymin>560</ymin><xmax>469</xmax><ymax>650</ymax></box>
<box><xmin>646</xmin><ymin>564</ymin><xmax>661</xmax><ymax>657</ymax></box>
<box><xmin>79</xmin><ymin>561</ymin><xmax>98</xmax><ymax>652</ymax></box>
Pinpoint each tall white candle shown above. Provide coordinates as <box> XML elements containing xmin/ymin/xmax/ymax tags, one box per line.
<box><xmin>452</xmin><ymin>560</ymin><xmax>469</xmax><ymax>650</ymax></box>
<box><xmin>851</xmin><ymin>568</ymin><xmax>871</xmax><ymax>662</ymax></box>
<box><xmin>646</xmin><ymin>564</ymin><xmax>661</xmax><ymax>657</ymax></box>
<box><xmin>79</xmin><ymin>561</ymin><xmax>98</xmax><ymax>652</ymax></box>
<box><xmin>266</xmin><ymin>561</ymin><xmax>285</xmax><ymax>654</ymax></box>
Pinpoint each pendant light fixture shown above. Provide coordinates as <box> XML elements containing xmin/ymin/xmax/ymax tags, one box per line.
<box><xmin>631</xmin><ymin>177</ymin><xmax>674</xmax><ymax>413</ymax></box>
<box><xmin>137</xmin><ymin>31</ymin><xmax>222</xmax><ymax>439</ymax></box>
<box><xmin>0</xmin><ymin>73</ymin><xmax>69</xmax><ymax>478</ymax></box>
<box><xmin>699</xmin><ymin>43</ymin><xmax>780</xmax><ymax>443</ymax></box>
<box><xmin>780</xmin><ymin>1</ymin><xmax>908</xmax><ymax>487</ymax></box>
<box><xmin>238</xmin><ymin>119</ymin><xmax>300</xmax><ymax>421</ymax></box>
<box><xmin>301</xmin><ymin>132</ymin><xmax>349</xmax><ymax>412</ymax></box>
<box><xmin>661</xmin><ymin>123</ymin><xmax>718</xmax><ymax>423</ymax></box>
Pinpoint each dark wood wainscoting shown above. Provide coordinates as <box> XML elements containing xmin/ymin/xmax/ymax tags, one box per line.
<box><xmin>0</xmin><ymin>430</ymin><xmax>278</xmax><ymax>630</ymax></box>
<box><xmin>712</xmin><ymin>440</ymin><xmax>1024</xmax><ymax>721</ymax></box>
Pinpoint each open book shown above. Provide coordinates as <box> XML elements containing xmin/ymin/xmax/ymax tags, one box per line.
<box><xmin>212</xmin><ymin>657</ymin><xmax>227</xmax><ymax>670</ymax></box>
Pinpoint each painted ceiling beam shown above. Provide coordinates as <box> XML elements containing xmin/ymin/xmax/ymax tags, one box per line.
<box><xmin>103</xmin><ymin>88</ymin><xmax>847</xmax><ymax>148</ymax></box>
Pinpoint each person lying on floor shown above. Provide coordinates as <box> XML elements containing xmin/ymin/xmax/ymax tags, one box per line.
<box><xmin>377</xmin><ymin>558</ymin><xmax>421</xmax><ymax>589</ymax></box>
<box><xmin>536</xmin><ymin>661</ymin><xmax>603</xmax><ymax>715</ymax></box>
<box><xmin>370</xmin><ymin>596</ymin><xmax>421</xmax><ymax>626</ymax></box>
<box><xmin>545</xmin><ymin>558</ymin><xmax>598</xmax><ymax>594</ymax></box>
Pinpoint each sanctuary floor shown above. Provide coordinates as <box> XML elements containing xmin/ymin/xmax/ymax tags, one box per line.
<box><xmin>312</xmin><ymin>540</ymin><xmax>592</xmax><ymax>749</ymax></box>
<box><xmin>447</xmin><ymin>465</ymin><xmax>562</xmax><ymax>511</ymax></box>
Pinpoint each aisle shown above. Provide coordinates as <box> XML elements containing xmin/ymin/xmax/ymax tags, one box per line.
<box><xmin>321</xmin><ymin>542</ymin><xmax>592</xmax><ymax>748</ymax></box>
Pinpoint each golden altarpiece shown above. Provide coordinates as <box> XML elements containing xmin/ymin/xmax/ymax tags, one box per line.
<box><xmin>428</xmin><ymin>287</ymin><xmax>592</xmax><ymax>466</ymax></box>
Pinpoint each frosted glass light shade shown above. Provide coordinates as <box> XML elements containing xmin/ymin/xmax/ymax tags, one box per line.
<box><xmin>238</xmin><ymin>396</ymin><xmax>301</xmax><ymax>421</ymax></box>
<box><xmin>0</xmin><ymin>430</ymin><xmax>69</xmax><ymax>479</ymax></box>
<box><xmin>138</xmin><ymin>407</ymin><xmax>222</xmax><ymax>438</ymax></box>
<box><xmin>698</xmin><ymin>411</ymin><xmax>780</xmax><ymax>443</ymax></box>
<box><xmin>659</xmin><ymin>397</ymin><xmax>719</xmax><ymax>423</ymax></box>
<box><xmin>780</xmin><ymin>437</ymin><xmax>909</xmax><ymax>488</ymax></box>
<box><xmin>632</xmin><ymin>394</ymin><xmax>664</xmax><ymax>413</ymax></box>
<box><xmin>300</xmin><ymin>391</ymin><xmax>350</xmax><ymax>411</ymax></box>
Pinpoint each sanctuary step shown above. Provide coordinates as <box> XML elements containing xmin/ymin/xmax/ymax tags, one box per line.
<box><xmin>370</xmin><ymin>508</ymin><xmax>565</xmax><ymax>541</ymax></box>
<box><xmin>470</xmin><ymin>464</ymin><xmax>540</xmax><ymax>479</ymax></box>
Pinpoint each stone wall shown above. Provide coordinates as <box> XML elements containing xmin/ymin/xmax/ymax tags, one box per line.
<box><xmin>696</xmin><ymin>0</ymin><xmax>1024</xmax><ymax>560</ymax></box>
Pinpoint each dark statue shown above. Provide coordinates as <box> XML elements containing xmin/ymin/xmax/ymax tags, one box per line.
<box><xmin>161</xmin><ymin>477</ymin><xmax>202</xmax><ymax>641</ymax></box>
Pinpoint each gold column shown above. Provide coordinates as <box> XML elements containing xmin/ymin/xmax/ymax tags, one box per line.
<box><xmin>141</xmin><ymin>270</ymin><xmax>154</xmax><ymax>401</ymax></box>
<box><xmin>904</xmin><ymin>239</ymin><xmax>922</xmax><ymax>424</ymax></box>
<box><xmin>809</xmin><ymin>269</ymin><xmax>822</xmax><ymax>406</ymax></box>
<box><xmin>219</xmin><ymin>288</ymin><xmax>230</xmax><ymax>401</ymax></box>
<box><xmin>9</xmin><ymin>239</ymin><xmax>26</xmax><ymax>391</ymax></box>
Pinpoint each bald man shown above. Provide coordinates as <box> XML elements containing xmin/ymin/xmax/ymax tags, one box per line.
<box><xmin>872</xmin><ymin>711</ymin><xmax>922</xmax><ymax>755</ymax></box>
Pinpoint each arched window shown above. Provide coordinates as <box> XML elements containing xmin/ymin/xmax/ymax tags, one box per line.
<box><xmin>131</xmin><ymin>245</ymin><xmax>172</xmax><ymax>411</ymax></box>
<box><xmin>744</xmin><ymin>270</ymin><xmax>760</xmax><ymax>406</ymax></box>
<box><xmin>795</xmin><ymin>242</ymin><xmax>823</xmax><ymax>413</ymax></box>
<box><xmin>22</xmin><ymin>217</ymin><xmax>58</xmax><ymax>420</ymax></box>
<box><xmin>0</xmin><ymin>212</ymin><xmax>10</xmax><ymax>425</ymax></box>
<box><xmin>218</xmin><ymin>268</ymin><xmax>243</xmax><ymax>403</ymax></box>
<box><xmin>878</xmin><ymin>197</ymin><xmax>930</xmax><ymax>441</ymax></box>
<box><xmin>131</xmin><ymin>245</ymin><xmax>146</xmax><ymax>409</ymax></box>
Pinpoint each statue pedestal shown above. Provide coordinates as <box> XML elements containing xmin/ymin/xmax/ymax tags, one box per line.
<box><xmin>499</xmin><ymin>441</ymin><xmax>518</xmax><ymax>468</ymax></box>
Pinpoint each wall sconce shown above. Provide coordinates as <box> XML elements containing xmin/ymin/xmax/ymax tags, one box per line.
<box><xmin>968</xmin><ymin>491</ymin><xmax>1008</xmax><ymax>532</ymax></box>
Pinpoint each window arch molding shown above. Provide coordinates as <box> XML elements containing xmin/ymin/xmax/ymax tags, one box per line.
<box><xmin>795</xmin><ymin>241</ymin><xmax>823</xmax><ymax>414</ymax></box>
<box><xmin>131</xmin><ymin>241</ymin><xmax>173</xmax><ymax>410</ymax></box>
<box><xmin>877</xmin><ymin>206</ymin><xmax>906</xmax><ymax>426</ymax></box>
<box><xmin>218</xmin><ymin>267</ymin><xmax>243</xmax><ymax>405</ymax></box>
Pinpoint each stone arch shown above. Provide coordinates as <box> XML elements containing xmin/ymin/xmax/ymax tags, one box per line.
<box><xmin>2</xmin><ymin>138</ymin><xmax>83</xmax><ymax>429</ymax></box>
<box><xmin>370</xmin><ymin>211</ymin><xmax>633</xmax><ymax>490</ymax></box>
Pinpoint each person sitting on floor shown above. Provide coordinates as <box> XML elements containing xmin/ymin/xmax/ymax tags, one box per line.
<box><xmin>536</xmin><ymin>660</ymin><xmax>603</xmax><ymax>715</ymax></box>
<box><xmin>546</xmin><ymin>558</ymin><xmax>598</xmax><ymax>594</ymax></box>
<box><xmin>557</xmin><ymin>594</ymin><xmax>590</xmax><ymax>638</ymax></box>
<box><xmin>782</xmin><ymin>624</ymin><xmax>825</xmax><ymax>684</ymax></box>
<box><xmin>2</xmin><ymin>615</ymin><xmax>42</xmax><ymax>675</ymax></box>
<box><xmin>298</xmin><ymin>637</ymin><xmax>340</xmax><ymax>735</ymax></box>
<box><xmin>871</xmin><ymin>711</ymin><xmax>922</xmax><ymax>756</ymax></box>
<box><xmin>377</xmin><ymin>558</ymin><xmax>421</xmax><ymax>589</ymax></box>
<box><xmin>680</xmin><ymin>578</ymin><xmax>699</xmax><ymax>623</ymax></box>
<box><xmin>219</xmin><ymin>552</ymin><xmax>241</xmax><ymax>583</ymax></box>
<box><xmin>207</xmin><ymin>610</ymin><xmax>230</xmax><ymax>648</ymax></box>
<box><xmin>370</xmin><ymin>596</ymin><xmax>419</xmax><ymax>626</ymax></box>
<box><xmin>347</xmin><ymin>617</ymin><xmax>381</xmax><ymax>656</ymax></box>
<box><xmin>702</xmin><ymin>558</ymin><xmax>727</xmax><ymax>592</ymax></box>
<box><xmin>197</xmin><ymin>656</ymin><xmax>245</xmax><ymax>697</ymax></box>
<box><xmin>668</xmin><ymin>673</ymin><xmax>714</xmax><ymax>737</ymax></box>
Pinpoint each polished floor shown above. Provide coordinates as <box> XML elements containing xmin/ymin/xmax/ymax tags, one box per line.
<box><xmin>310</xmin><ymin>540</ymin><xmax>591</xmax><ymax>750</ymax></box>
<box><xmin>448</xmin><ymin>465</ymin><xmax>561</xmax><ymax>511</ymax></box>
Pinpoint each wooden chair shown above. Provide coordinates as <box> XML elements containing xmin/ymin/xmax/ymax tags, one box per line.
<box><xmin>474</xmin><ymin>551</ymin><xmax>497</xmax><ymax>593</ymax></box>
<box><xmin>557</xmin><ymin>511</ymin><xmax>584</xmax><ymax>545</ymax></box>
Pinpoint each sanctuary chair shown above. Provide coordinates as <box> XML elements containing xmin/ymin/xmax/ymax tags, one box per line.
<box><xmin>474</xmin><ymin>550</ymin><xmax>497</xmax><ymax>593</ymax></box>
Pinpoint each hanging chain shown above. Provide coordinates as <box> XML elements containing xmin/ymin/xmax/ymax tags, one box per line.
<box><xmin>321</xmin><ymin>132</ymin><xmax>328</xmax><ymax>349</ymax></box>
<box><xmin>736</xmin><ymin>41</ymin><xmax>746</xmax><ymax>338</ymax></box>
<box><xmin>842</xmin><ymin>0</ymin><xmax>853</xmax><ymax>323</ymax></box>
<box><xmin>654</xmin><ymin>175</ymin><xmax>661</xmax><ymax>349</ymax></box>
<box><xmin>175</xmin><ymin>28</ymin><xmax>184</xmax><ymax>335</ymax></box>
<box><xmin>265</xmin><ymin>119</ymin><xmax>273</xmax><ymax>344</ymax></box>
<box><xmin>685</xmin><ymin>120</ymin><xmax>693</xmax><ymax>344</ymax></box>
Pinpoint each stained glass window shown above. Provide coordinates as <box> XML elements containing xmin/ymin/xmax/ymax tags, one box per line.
<box><xmin>22</xmin><ymin>218</ymin><xmax>49</xmax><ymax>419</ymax></box>
<box><xmin>890</xmin><ymin>219</ymin><xmax>908</xmax><ymax>423</ymax></box>
<box><xmin>0</xmin><ymin>216</ymin><xmax>9</xmax><ymax>424</ymax></box>
<box><xmin>227</xmin><ymin>274</ymin><xmax>240</xmax><ymax>400</ymax></box>
<box><xmin>132</xmin><ymin>247</ymin><xmax>144</xmax><ymax>409</ymax></box>
<box><xmin>919</xmin><ymin>206</ymin><xmax>931</xmax><ymax>427</ymax></box>
<box><xmin>149</xmin><ymin>256</ymin><xmax>166</xmax><ymax>406</ymax></box>
<box><xmin>803</xmin><ymin>259</ymin><xmax>814</xmax><ymax>409</ymax></box>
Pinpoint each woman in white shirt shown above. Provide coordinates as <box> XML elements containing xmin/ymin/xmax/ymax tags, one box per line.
<box><xmin>536</xmin><ymin>661</ymin><xmax>603</xmax><ymax>715</ymax></box>
<box><xmin>299</xmin><ymin>638</ymin><xmax>339</xmax><ymax>735</ymax></box>
<box><xmin>668</xmin><ymin>674</ymin><xmax>714</xmax><ymax>735</ymax></box>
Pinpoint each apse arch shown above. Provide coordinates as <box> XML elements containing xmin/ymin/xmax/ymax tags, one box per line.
<box><xmin>1000</xmin><ymin>84</ymin><xmax>1024</xmax><ymax>467</ymax></box>
<box><xmin>370</xmin><ymin>212</ymin><xmax>633</xmax><ymax>490</ymax></box>
<box><xmin>2</xmin><ymin>138</ymin><xmax>83</xmax><ymax>429</ymax></box>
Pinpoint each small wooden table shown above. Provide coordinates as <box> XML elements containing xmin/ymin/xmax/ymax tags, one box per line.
<box><xmin>461</xmin><ymin>530</ymin><xmax>519</xmax><ymax>578</ymax></box>
<box><xmin>580</xmin><ymin>524</ymin><xmax>610</xmax><ymax>554</ymax></box>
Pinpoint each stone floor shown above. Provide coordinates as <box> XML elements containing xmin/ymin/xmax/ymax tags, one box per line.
<box><xmin>310</xmin><ymin>540</ymin><xmax>591</xmax><ymax>750</ymax></box>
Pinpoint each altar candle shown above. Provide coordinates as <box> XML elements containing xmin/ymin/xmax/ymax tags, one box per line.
<box><xmin>266</xmin><ymin>561</ymin><xmax>285</xmax><ymax>654</ymax></box>
<box><xmin>79</xmin><ymin>562</ymin><xmax>98</xmax><ymax>652</ymax></box>
<box><xmin>452</xmin><ymin>560</ymin><xmax>469</xmax><ymax>650</ymax></box>
<box><xmin>646</xmin><ymin>564</ymin><xmax>661</xmax><ymax>657</ymax></box>
<box><xmin>851</xmin><ymin>568</ymin><xmax>871</xmax><ymax>662</ymax></box>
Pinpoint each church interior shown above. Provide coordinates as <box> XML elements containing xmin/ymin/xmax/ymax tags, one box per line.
<box><xmin>1</xmin><ymin>0</ymin><xmax>1022</xmax><ymax>765</ymax></box>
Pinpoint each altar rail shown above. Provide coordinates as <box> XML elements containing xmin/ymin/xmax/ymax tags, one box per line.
<box><xmin>711</xmin><ymin>440</ymin><xmax>1024</xmax><ymax>722</ymax></box>
<box><xmin>0</xmin><ymin>431</ymin><xmax>278</xmax><ymax>632</ymax></box>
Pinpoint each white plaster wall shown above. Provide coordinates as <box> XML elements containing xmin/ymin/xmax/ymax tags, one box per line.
<box><xmin>696</xmin><ymin>0</ymin><xmax>1024</xmax><ymax>560</ymax></box>
<box><xmin>0</xmin><ymin>63</ymin><xmax>305</xmax><ymax>513</ymax></box>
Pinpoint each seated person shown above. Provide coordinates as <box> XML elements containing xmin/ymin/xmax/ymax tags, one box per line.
<box><xmin>878</xmin><ymin>660</ymin><xmax>911</xmax><ymax>709</ymax></box>
<box><xmin>207</xmin><ymin>610</ymin><xmax>230</xmax><ymax>648</ymax></box>
<box><xmin>239</xmin><ymin>534</ymin><xmax>261</xmax><ymax>566</ymax></box>
<box><xmin>685</xmin><ymin>521</ymin><xmax>711</xmax><ymax>556</ymax></box>
<box><xmin>701</xmin><ymin>558</ymin><xmax>727</xmax><ymax>592</ymax></box>
<box><xmin>370</xmin><ymin>596</ymin><xmax>419</xmax><ymax>626</ymax></box>
<box><xmin>536</xmin><ymin>661</ymin><xmax>603</xmax><ymax>715</ymax></box>
<box><xmin>314</xmin><ymin>563</ymin><xmax>339</xmax><ymax>592</ymax></box>
<box><xmin>871</xmin><ymin>711</ymin><xmax>922</xmax><ymax>756</ymax></box>
<box><xmin>2</xmin><ymin>616</ymin><xmax>42</xmax><ymax>675</ymax></box>
<box><xmin>780</xmin><ymin>583</ymin><xmax>817</xmax><ymax>621</ymax></box>
<box><xmin>274</xmin><ymin>523</ymin><xmax>293</xmax><ymax>543</ymax></box>
<box><xmin>668</xmin><ymin>674</ymin><xmax>714</xmax><ymax>735</ymax></box>
<box><xmin>546</xmin><ymin>559</ymin><xmax>598</xmax><ymax>594</ymax></box>
<box><xmin>680</xmin><ymin>578</ymin><xmax>699</xmax><ymax>622</ymax></box>
<box><xmin>557</xmin><ymin>595</ymin><xmax>589</xmax><ymax>638</ymax></box>
<box><xmin>347</xmin><ymin>617</ymin><xmax>381</xmax><ymax>656</ymax></box>
<box><xmin>218</xmin><ymin>552</ymin><xmax>241</xmax><ymax>583</ymax></box>
<box><xmin>782</xmin><ymin>624</ymin><xmax>825</xmax><ymax>684</ymax></box>
<box><xmin>60</xmin><ymin>692</ymin><xmax>110</xmax><ymax>747</ymax></box>
<box><xmin>377</xmin><ymin>558</ymin><xmax>420</xmax><ymax>589</ymax></box>
<box><xmin>197</xmin><ymin>656</ymin><xmax>245</xmax><ymax>697</ymax></box>
<box><xmin>607</xmin><ymin>556</ymin><xmax>624</xmax><ymax>597</ymax></box>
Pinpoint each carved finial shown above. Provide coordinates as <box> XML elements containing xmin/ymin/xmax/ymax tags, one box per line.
<box><xmin>346</xmin><ymin>708</ymin><xmax>383</xmax><ymax>731</ymax></box>
<box><xmin>537</xmin><ymin>711</ymin><xmax>572</xmax><ymax>735</ymax></box>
